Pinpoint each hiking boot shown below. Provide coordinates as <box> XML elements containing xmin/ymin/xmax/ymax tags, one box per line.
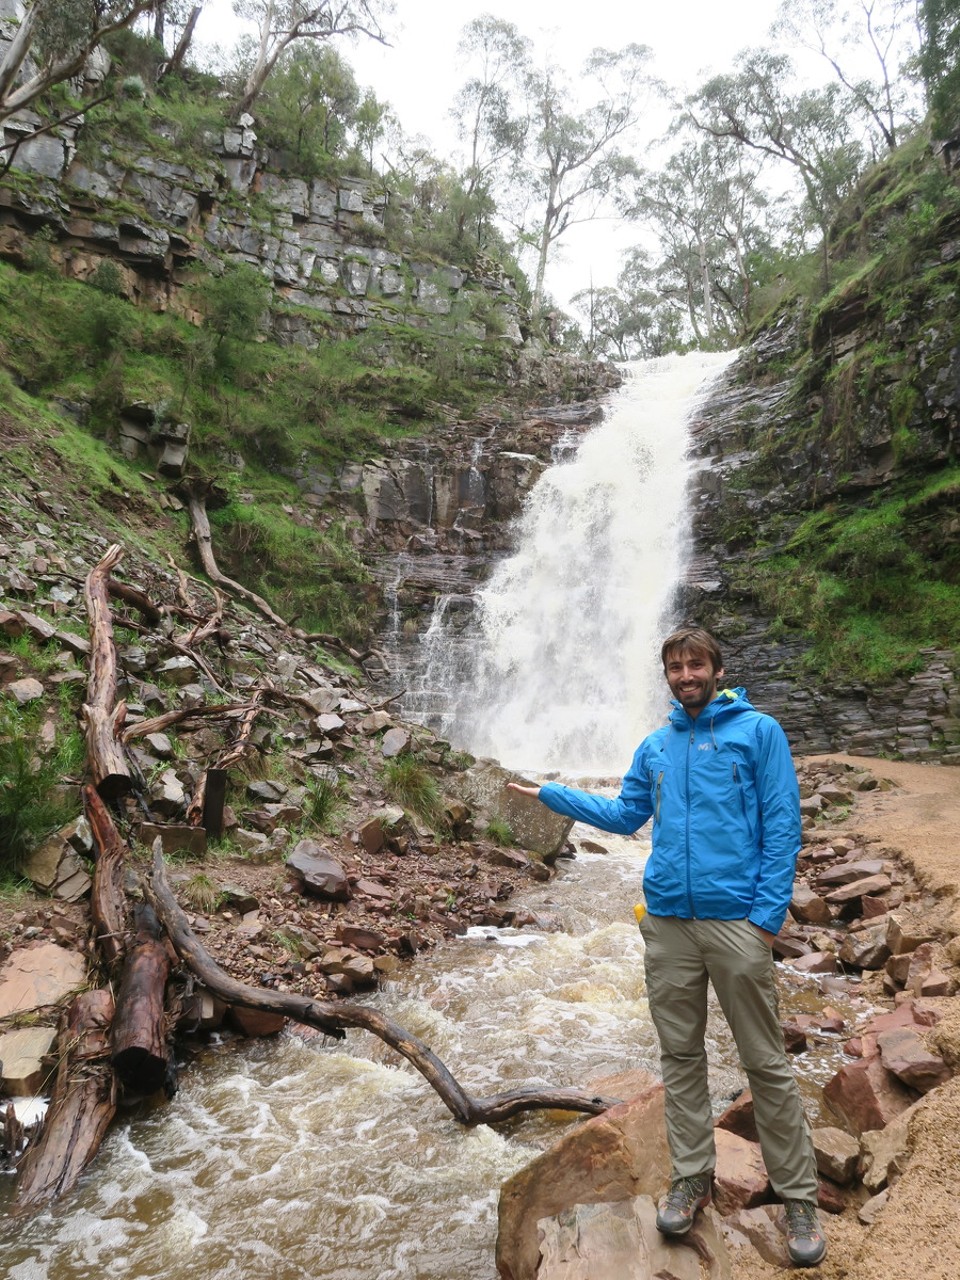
<box><xmin>655</xmin><ymin>1173</ymin><xmax>712</xmax><ymax>1236</ymax></box>
<box><xmin>783</xmin><ymin>1199</ymin><xmax>827</xmax><ymax>1267</ymax></box>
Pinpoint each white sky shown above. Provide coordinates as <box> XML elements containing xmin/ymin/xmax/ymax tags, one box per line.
<box><xmin>193</xmin><ymin>1</ymin><xmax>806</xmax><ymax>308</ymax></box>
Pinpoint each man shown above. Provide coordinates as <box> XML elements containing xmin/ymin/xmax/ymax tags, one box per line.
<box><xmin>507</xmin><ymin>627</ymin><xmax>826</xmax><ymax>1268</ymax></box>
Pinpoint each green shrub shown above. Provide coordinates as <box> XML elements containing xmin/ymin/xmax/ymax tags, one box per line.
<box><xmin>384</xmin><ymin>755</ymin><xmax>445</xmax><ymax>829</ymax></box>
<box><xmin>0</xmin><ymin>704</ymin><xmax>84</xmax><ymax>883</ymax></box>
<box><xmin>485</xmin><ymin>817</ymin><xmax>514</xmax><ymax>846</ymax></box>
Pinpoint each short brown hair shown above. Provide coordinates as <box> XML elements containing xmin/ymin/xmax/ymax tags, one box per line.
<box><xmin>661</xmin><ymin>627</ymin><xmax>724</xmax><ymax>675</ymax></box>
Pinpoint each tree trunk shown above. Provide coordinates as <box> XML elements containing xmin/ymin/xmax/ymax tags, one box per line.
<box><xmin>185</xmin><ymin>490</ymin><xmax>290</xmax><ymax>630</ymax></box>
<box><xmin>84</xmin><ymin>784</ymin><xmax>129</xmax><ymax>970</ymax></box>
<box><xmin>110</xmin><ymin>903</ymin><xmax>173</xmax><ymax>1099</ymax></box>
<box><xmin>10</xmin><ymin>991</ymin><xmax>117</xmax><ymax>1217</ymax></box>
<box><xmin>83</xmin><ymin>544</ymin><xmax>133</xmax><ymax>799</ymax></box>
<box><xmin>162</xmin><ymin>4</ymin><xmax>203</xmax><ymax>81</ymax></box>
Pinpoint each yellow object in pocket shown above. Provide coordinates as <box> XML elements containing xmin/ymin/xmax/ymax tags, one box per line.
<box><xmin>633</xmin><ymin>902</ymin><xmax>647</xmax><ymax>925</ymax></box>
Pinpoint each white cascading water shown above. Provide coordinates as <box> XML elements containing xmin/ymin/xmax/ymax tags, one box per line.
<box><xmin>435</xmin><ymin>350</ymin><xmax>738</xmax><ymax>775</ymax></box>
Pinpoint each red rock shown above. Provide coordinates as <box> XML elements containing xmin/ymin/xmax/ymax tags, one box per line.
<box><xmin>713</xmin><ymin>1128</ymin><xmax>769</xmax><ymax>1213</ymax></box>
<box><xmin>716</xmin><ymin>1088</ymin><xmax>758</xmax><ymax>1141</ymax></box>
<box><xmin>781</xmin><ymin>1021</ymin><xmax>809</xmax><ymax>1053</ymax></box>
<box><xmin>817</xmin><ymin>1178</ymin><xmax>848</xmax><ymax>1214</ymax></box>
<box><xmin>227</xmin><ymin>1006</ymin><xmax>286</xmax><ymax>1036</ymax></box>
<box><xmin>823</xmin><ymin>1054</ymin><xmax>918</xmax><ymax>1135</ymax></box>
<box><xmin>877</xmin><ymin>1026</ymin><xmax>952</xmax><ymax>1092</ymax></box>
<box><xmin>336</xmin><ymin>924</ymin><xmax>388</xmax><ymax>952</ymax></box>
<box><xmin>496</xmin><ymin>1079</ymin><xmax>669</xmax><ymax>1280</ymax></box>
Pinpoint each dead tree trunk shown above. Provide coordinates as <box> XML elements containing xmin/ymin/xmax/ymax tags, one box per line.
<box><xmin>185</xmin><ymin>490</ymin><xmax>290</xmax><ymax>631</ymax></box>
<box><xmin>110</xmin><ymin>902</ymin><xmax>172</xmax><ymax>1099</ymax></box>
<box><xmin>10</xmin><ymin>990</ymin><xmax>117</xmax><ymax>1217</ymax></box>
<box><xmin>83</xmin><ymin>543</ymin><xmax>133</xmax><ymax>799</ymax></box>
<box><xmin>146</xmin><ymin>850</ymin><xmax>617</xmax><ymax>1127</ymax></box>
<box><xmin>84</xmin><ymin>783</ymin><xmax>128</xmax><ymax>970</ymax></box>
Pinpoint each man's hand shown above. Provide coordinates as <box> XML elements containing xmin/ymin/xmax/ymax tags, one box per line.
<box><xmin>506</xmin><ymin>782</ymin><xmax>541</xmax><ymax>799</ymax></box>
<box><xmin>751</xmin><ymin>924</ymin><xmax>777</xmax><ymax>947</ymax></box>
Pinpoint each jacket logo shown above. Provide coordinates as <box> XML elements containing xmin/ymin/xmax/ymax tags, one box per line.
<box><xmin>697</xmin><ymin>742</ymin><xmax>713</xmax><ymax>751</ymax></box>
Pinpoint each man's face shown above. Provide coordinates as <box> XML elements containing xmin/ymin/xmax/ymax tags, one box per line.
<box><xmin>664</xmin><ymin>648</ymin><xmax>724</xmax><ymax>718</ymax></box>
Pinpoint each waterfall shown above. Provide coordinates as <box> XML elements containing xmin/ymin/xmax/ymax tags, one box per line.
<box><xmin>431</xmin><ymin>351</ymin><xmax>737</xmax><ymax>776</ymax></box>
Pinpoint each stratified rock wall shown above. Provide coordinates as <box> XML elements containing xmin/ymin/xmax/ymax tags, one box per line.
<box><xmin>0</xmin><ymin>109</ymin><xmax>524</xmax><ymax>346</ymax></box>
<box><xmin>681</xmin><ymin>304</ymin><xmax>960</xmax><ymax>762</ymax></box>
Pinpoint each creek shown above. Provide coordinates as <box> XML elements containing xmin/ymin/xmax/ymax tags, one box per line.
<box><xmin>0</xmin><ymin>355</ymin><xmax>858</xmax><ymax>1278</ymax></box>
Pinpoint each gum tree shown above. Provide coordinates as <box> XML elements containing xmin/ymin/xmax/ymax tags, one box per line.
<box><xmin>0</xmin><ymin>0</ymin><xmax>154</xmax><ymax>124</ymax></box>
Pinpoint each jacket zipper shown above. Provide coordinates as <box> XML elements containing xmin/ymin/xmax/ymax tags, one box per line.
<box><xmin>685</xmin><ymin>727</ymin><xmax>695</xmax><ymax>916</ymax></box>
<box><xmin>655</xmin><ymin>770</ymin><xmax>663</xmax><ymax>823</ymax></box>
<box><xmin>733</xmin><ymin>761</ymin><xmax>748</xmax><ymax>823</ymax></box>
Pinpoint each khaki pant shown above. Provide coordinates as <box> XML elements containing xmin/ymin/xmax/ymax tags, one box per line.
<box><xmin>639</xmin><ymin>913</ymin><xmax>818</xmax><ymax>1202</ymax></box>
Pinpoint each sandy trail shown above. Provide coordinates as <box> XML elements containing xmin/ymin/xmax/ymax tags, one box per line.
<box><xmin>729</xmin><ymin>754</ymin><xmax>960</xmax><ymax>1280</ymax></box>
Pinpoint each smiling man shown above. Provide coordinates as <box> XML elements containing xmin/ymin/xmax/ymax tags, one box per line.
<box><xmin>507</xmin><ymin>626</ymin><xmax>826</xmax><ymax>1268</ymax></box>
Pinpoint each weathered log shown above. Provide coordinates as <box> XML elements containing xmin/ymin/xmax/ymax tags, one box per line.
<box><xmin>180</xmin><ymin>585</ymin><xmax>226</xmax><ymax>647</ymax></box>
<box><xmin>145</xmin><ymin>850</ymin><xmax>617</xmax><ymax>1127</ymax></box>
<box><xmin>11</xmin><ymin>990</ymin><xmax>117</xmax><ymax>1217</ymax></box>
<box><xmin>82</xmin><ymin>543</ymin><xmax>133</xmax><ymax>799</ymax></box>
<box><xmin>186</xmin><ymin>491</ymin><xmax>290</xmax><ymax>630</ymax></box>
<box><xmin>84</xmin><ymin>783</ymin><xmax>128</xmax><ymax>970</ymax></box>
<box><xmin>185</xmin><ymin>693</ymin><xmax>264</xmax><ymax>827</ymax></box>
<box><xmin>110</xmin><ymin>902</ymin><xmax>172</xmax><ymax>1098</ymax></box>
<box><xmin>107</xmin><ymin>579</ymin><xmax>163</xmax><ymax>626</ymax></box>
<box><xmin>121</xmin><ymin>701</ymin><xmax>254</xmax><ymax>744</ymax></box>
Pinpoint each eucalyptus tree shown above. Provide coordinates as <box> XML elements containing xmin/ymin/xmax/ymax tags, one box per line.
<box><xmin>918</xmin><ymin>0</ymin><xmax>960</xmax><ymax>138</ymax></box>
<box><xmin>570</xmin><ymin>251</ymin><xmax>685</xmax><ymax>360</ymax></box>
<box><xmin>230</xmin><ymin>0</ymin><xmax>389</xmax><ymax>118</ymax></box>
<box><xmin>256</xmin><ymin>44</ymin><xmax>360</xmax><ymax>172</ymax></box>
<box><xmin>450</xmin><ymin>14</ymin><xmax>530</xmax><ymax>253</ymax></box>
<box><xmin>514</xmin><ymin>43</ymin><xmax>654</xmax><ymax>316</ymax></box>
<box><xmin>775</xmin><ymin>0</ymin><xmax>922</xmax><ymax>152</ymax></box>
<box><xmin>689</xmin><ymin>51</ymin><xmax>866</xmax><ymax>280</ymax></box>
<box><xmin>624</xmin><ymin>133</ymin><xmax>773</xmax><ymax>343</ymax></box>
<box><xmin>0</xmin><ymin>0</ymin><xmax>154</xmax><ymax>124</ymax></box>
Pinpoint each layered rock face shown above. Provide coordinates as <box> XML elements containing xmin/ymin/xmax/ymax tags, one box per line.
<box><xmin>0</xmin><ymin>96</ymin><xmax>523</xmax><ymax>347</ymax></box>
<box><xmin>680</xmin><ymin>303</ymin><xmax>960</xmax><ymax>761</ymax></box>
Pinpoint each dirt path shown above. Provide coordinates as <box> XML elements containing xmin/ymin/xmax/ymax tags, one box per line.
<box><xmin>732</xmin><ymin>755</ymin><xmax>960</xmax><ymax>1280</ymax></box>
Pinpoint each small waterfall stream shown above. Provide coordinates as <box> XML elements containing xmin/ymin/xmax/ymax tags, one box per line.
<box><xmin>2</xmin><ymin>353</ymin><xmax>857</xmax><ymax>1279</ymax></box>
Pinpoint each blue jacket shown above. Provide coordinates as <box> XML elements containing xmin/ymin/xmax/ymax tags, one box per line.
<box><xmin>538</xmin><ymin>687</ymin><xmax>801</xmax><ymax>934</ymax></box>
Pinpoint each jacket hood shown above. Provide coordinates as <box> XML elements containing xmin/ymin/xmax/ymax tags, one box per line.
<box><xmin>667</xmin><ymin>685</ymin><xmax>754</xmax><ymax>729</ymax></box>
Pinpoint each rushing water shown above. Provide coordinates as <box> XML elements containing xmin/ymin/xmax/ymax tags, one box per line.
<box><xmin>411</xmin><ymin>351</ymin><xmax>738</xmax><ymax>774</ymax></box>
<box><xmin>0</xmin><ymin>354</ymin><xmax>859</xmax><ymax>1277</ymax></box>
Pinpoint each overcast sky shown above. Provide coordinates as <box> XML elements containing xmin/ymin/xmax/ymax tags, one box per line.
<box><xmin>193</xmin><ymin>1</ymin><xmax>799</xmax><ymax>307</ymax></box>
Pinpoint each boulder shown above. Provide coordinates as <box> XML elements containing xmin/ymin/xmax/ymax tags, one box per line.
<box><xmin>23</xmin><ymin>823</ymin><xmax>92</xmax><ymax>902</ymax></box>
<box><xmin>0</xmin><ymin>1026</ymin><xmax>57</xmax><ymax>1094</ymax></box>
<box><xmin>812</xmin><ymin>1126</ymin><xmax>860</xmax><ymax>1185</ymax></box>
<box><xmin>496</xmin><ymin>1078</ymin><xmax>669</xmax><ymax>1280</ymax></box>
<box><xmin>860</xmin><ymin>1101</ymin><xmax>922</xmax><ymax>1193</ymax></box>
<box><xmin>715</xmin><ymin>1089</ymin><xmax>758</xmax><ymax>1142</ymax></box>
<box><xmin>886</xmin><ymin>913</ymin><xmax>937</xmax><ymax>956</ymax></box>
<box><xmin>139</xmin><ymin>823</ymin><xmax>207</xmax><ymax>857</ymax></box>
<box><xmin>285</xmin><ymin>839</ymin><xmax>351</xmax><ymax>901</ymax></box>
<box><xmin>381</xmin><ymin>727</ymin><xmax>411</xmax><ymax>757</ymax></box>
<box><xmin>713</xmin><ymin>1129</ymin><xmax>769</xmax><ymax>1213</ymax></box>
<box><xmin>536</xmin><ymin>1197</ymin><xmax>730</xmax><ymax>1280</ymax></box>
<box><xmin>461</xmin><ymin>762</ymin><xmax>573</xmax><ymax>860</ymax></box>
<box><xmin>876</xmin><ymin>1025</ymin><xmax>952</xmax><ymax>1093</ymax></box>
<box><xmin>0</xmin><ymin>942</ymin><xmax>87</xmax><ymax>1019</ymax></box>
<box><xmin>823</xmin><ymin>1054</ymin><xmax>918</xmax><ymax>1135</ymax></box>
<box><xmin>717</xmin><ymin>1204</ymin><xmax>790</xmax><ymax>1268</ymax></box>
<box><xmin>788</xmin><ymin>884</ymin><xmax>832</xmax><ymax>925</ymax></box>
